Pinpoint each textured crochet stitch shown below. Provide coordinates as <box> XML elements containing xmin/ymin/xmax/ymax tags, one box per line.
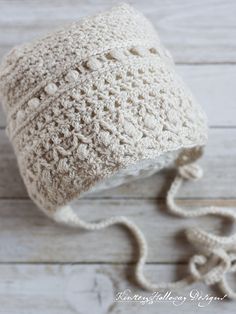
<box><xmin>0</xmin><ymin>4</ymin><xmax>207</xmax><ymax>211</ymax></box>
<box><xmin>1</xmin><ymin>4</ymin><xmax>236</xmax><ymax>298</ymax></box>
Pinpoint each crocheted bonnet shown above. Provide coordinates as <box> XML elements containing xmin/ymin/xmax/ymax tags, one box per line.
<box><xmin>1</xmin><ymin>4</ymin><xmax>235</xmax><ymax>298</ymax></box>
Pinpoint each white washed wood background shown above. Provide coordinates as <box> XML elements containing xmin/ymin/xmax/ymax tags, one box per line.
<box><xmin>0</xmin><ymin>0</ymin><xmax>236</xmax><ymax>313</ymax></box>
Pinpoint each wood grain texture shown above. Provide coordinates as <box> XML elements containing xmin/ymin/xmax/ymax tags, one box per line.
<box><xmin>0</xmin><ymin>198</ymin><xmax>235</xmax><ymax>263</ymax></box>
<box><xmin>0</xmin><ymin>264</ymin><xmax>234</xmax><ymax>314</ymax></box>
<box><xmin>0</xmin><ymin>0</ymin><xmax>235</xmax><ymax>63</ymax></box>
<box><xmin>0</xmin><ymin>0</ymin><xmax>235</xmax><ymax>312</ymax></box>
<box><xmin>1</xmin><ymin>64</ymin><xmax>236</xmax><ymax>128</ymax></box>
<box><xmin>0</xmin><ymin>128</ymin><xmax>235</xmax><ymax>199</ymax></box>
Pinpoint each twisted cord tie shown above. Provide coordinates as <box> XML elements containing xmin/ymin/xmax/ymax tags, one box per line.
<box><xmin>49</xmin><ymin>163</ymin><xmax>236</xmax><ymax>299</ymax></box>
<box><xmin>167</xmin><ymin>163</ymin><xmax>236</xmax><ymax>298</ymax></box>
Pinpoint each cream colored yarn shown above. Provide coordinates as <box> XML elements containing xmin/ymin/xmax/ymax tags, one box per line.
<box><xmin>0</xmin><ymin>4</ymin><xmax>235</xmax><ymax>298</ymax></box>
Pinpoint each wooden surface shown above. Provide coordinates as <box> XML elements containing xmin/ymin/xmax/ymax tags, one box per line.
<box><xmin>0</xmin><ymin>0</ymin><xmax>236</xmax><ymax>313</ymax></box>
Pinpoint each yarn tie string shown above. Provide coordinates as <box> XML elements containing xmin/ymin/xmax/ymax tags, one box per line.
<box><xmin>50</xmin><ymin>163</ymin><xmax>236</xmax><ymax>299</ymax></box>
<box><xmin>188</xmin><ymin>249</ymin><xmax>236</xmax><ymax>289</ymax></box>
<box><xmin>167</xmin><ymin>163</ymin><xmax>236</xmax><ymax>298</ymax></box>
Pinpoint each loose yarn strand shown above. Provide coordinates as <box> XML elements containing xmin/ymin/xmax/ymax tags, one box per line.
<box><xmin>167</xmin><ymin>163</ymin><xmax>236</xmax><ymax>298</ymax></box>
<box><xmin>51</xmin><ymin>204</ymin><xmax>193</xmax><ymax>291</ymax></box>
<box><xmin>50</xmin><ymin>162</ymin><xmax>236</xmax><ymax>298</ymax></box>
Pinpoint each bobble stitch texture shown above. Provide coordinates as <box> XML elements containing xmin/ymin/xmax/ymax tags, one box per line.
<box><xmin>28</xmin><ymin>98</ymin><xmax>40</xmax><ymax>110</ymax></box>
<box><xmin>16</xmin><ymin>110</ymin><xmax>25</xmax><ymax>123</ymax></box>
<box><xmin>77</xmin><ymin>144</ymin><xmax>89</xmax><ymax>160</ymax></box>
<box><xmin>44</xmin><ymin>83</ymin><xmax>58</xmax><ymax>95</ymax></box>
<box><xmin>65</xmin><ymin>70</ymin><xmax>79</xmax><ymax>82</ymax></box>
<box><xmin>143</xmin><ymin>114</ymin><xmax>157</xmax><ymax>129</ymax></box>
<box><xmin>86</xmin><ymin>57</ymin><xmax>101</xmax><ymax>70</ymax></box>
<box><xmin>132</xmin><ymin>46</ymin><xmax>147</xmax><ymax>57</ymax></box>
<box><xmin>110</xmin><ymin>50</ymin><xmax>125</xmax><ymax>61</ymax></box>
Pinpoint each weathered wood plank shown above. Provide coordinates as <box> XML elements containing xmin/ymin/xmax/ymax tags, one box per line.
<box><xmin>0</xmin><ymin>198</ymin><xmax>235</xmax><ymax>263</ymax></box>
<box><xmin>177</xmin><ymin>65</ymin><xmax>236</xmax><ymax>127</ymax></box>
<box><xmin>1</xmin><ymin>64</ymin><xmax>236</xmax><ymax>128</ymax></box>
<box><xmin>0</xmin><ymin>0</ymin><xmax>235</xmax><ymax>63</ymax></box>
<box><xmin>0</xmin><ymin>263</ymin><xmax>234</xmax><ymax>313</ymax></box>
<box><xmin>0</xmin><ymin>128</ymin><xmax>235</xmax><ymax>199</ymax></box>
<box><xmin>0</xmin><ymin>108</ymin><xmax>4</xmax><ymax>127</ymax></box>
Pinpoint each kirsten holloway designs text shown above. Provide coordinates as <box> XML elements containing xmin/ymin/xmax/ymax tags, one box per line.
<box><xmin>115</xmin><ymin>289</ymin><xmax>227</xmax><ymax>307</ymax></box>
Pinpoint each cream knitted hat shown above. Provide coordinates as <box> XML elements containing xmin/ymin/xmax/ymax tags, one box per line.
<box><xmin>0</xmin><ymin>4</ymin><xmax>236</xmax><ymax>298</ymax></box>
